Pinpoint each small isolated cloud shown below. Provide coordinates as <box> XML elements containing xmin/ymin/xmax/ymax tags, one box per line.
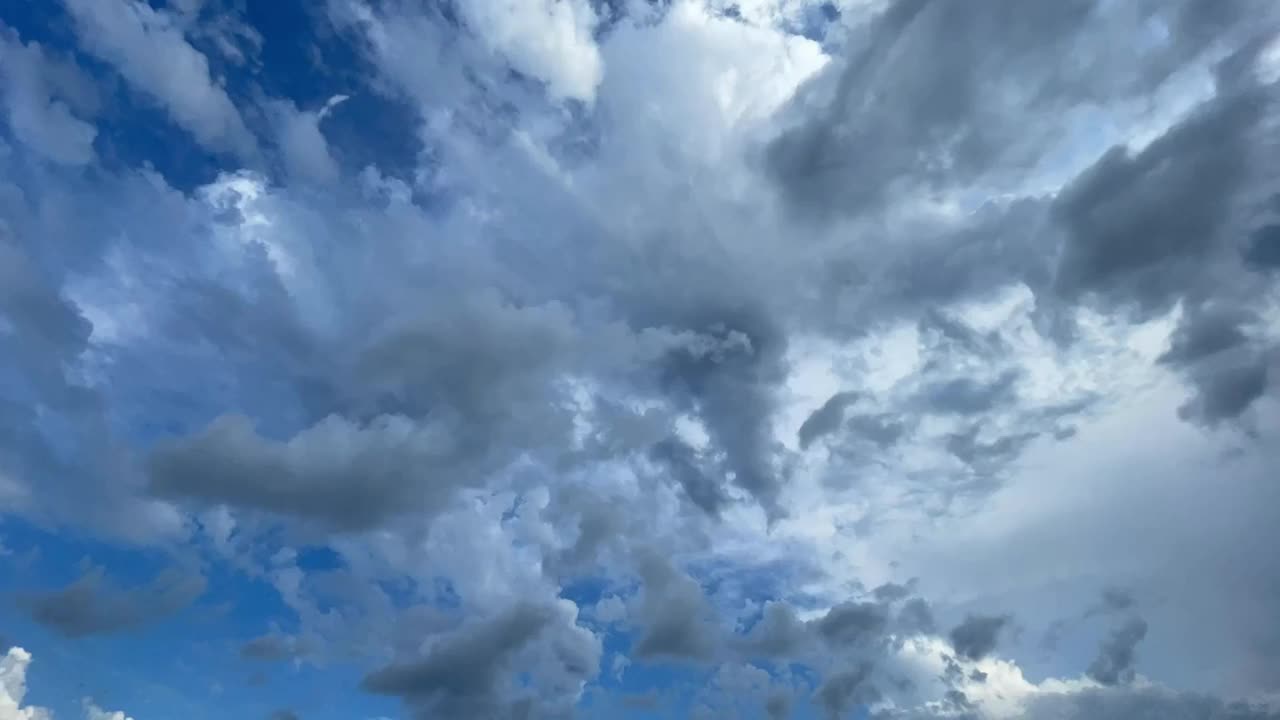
<box><xmin>82</xmin><ymin>699</ymin><xmax>134</xmax><ymax>720</ymax></box>
<box><xmin>19</xmin><ymin>565</ymin><xmax>206</xmax><ymax>638</ymax></box>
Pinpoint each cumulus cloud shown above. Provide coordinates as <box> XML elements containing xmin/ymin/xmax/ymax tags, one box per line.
<box><xmin>949</xmin><ymin>615</ymin><xmax>1009</xmax><ymax>661</ymax></box>
<box><xmin>1087</xmin><ymin>617</ymin><xmax>1149</xmax><ymax>687</ymax></box>
<box><xmin>81</xmin><ymin>700</ymin><xmax>134</xmax><ymax>720</ymax></box>
<box><xmin>363</xmin><ymin>600</ymin><xmax>598</xmax><ymax>718</ymax></box>
<box><xmin>453</xmin><ymin>0</ymin><xmax>603</xmax><ymax>102</ymax></box>
<box><xmin>0</xmin><ymin>648</ymin><xmax>52</xmax><ymax>720</ymax></box>
<box><xmin>1</xmin><ymin>0</ymin><xmax>1280</xmax><ymax>717</ymax></box>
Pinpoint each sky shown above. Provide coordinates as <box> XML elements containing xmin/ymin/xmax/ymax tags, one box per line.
<box><xmin>0</xmin><ymin>0</ymin><xmax>1279</xmax><ymax>719</ymax></box>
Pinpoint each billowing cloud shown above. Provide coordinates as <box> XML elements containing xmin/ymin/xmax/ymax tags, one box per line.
<box><xmin>0</xmin><ymin>648</ymin><xmax>52</xmax><ymax>720</ymax></box>
<box><xmin>81</xmin><ymin>700</ymin><xmax>134</xmax><ymax>720</ymax></box>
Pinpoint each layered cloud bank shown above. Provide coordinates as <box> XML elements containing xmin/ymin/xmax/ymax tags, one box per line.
<box><xmin>2</xmin><ymin>0</ymin><xmax>1280</xmax><ymax>718</ymax></box>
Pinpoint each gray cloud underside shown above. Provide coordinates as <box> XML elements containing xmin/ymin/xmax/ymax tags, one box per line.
<box><xmin>18</xmin><ymin>565</ymin><xmax>206</xmax><ymax>638</ymax></box>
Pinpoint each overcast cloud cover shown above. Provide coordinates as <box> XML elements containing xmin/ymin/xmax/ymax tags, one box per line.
<box><xmin>1</xmin><ymin>0</ymin><xmax>1279</xmax><ymax>718</ymax></box>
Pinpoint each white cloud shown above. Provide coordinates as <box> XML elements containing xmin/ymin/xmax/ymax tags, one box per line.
<box><xmin>455</xmin><ymin>0</ymin><xmax>604</xmax><ymax>102</ymax></box>
<box><xmin>82</xmin><ymin>700</ymin><xmax>133</xmax><ymax>720</ymax></box>
<box><xmin>0</xmin><ymin>648</ymin><xmax>52</xmax><ymax>720</ymax></box>
<box><xmin>61</xmin><ymin>0</ymin><xmax>256</xmax><ymax>158</ymax></box>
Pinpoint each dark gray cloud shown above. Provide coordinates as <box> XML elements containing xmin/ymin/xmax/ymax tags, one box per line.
<box><xmin>649</xmin><ymin>437</ymin><xmax>727</xmax><ymax>517</ymax></box>
<box><xmin>656</xmin><ymin>310</ymin><xmax>791</xmax><ymax>520</ymax></box>
<box><xmin>268</xmin><ymin>710</ymin><xmax>299</xmax><ymax>720</ymax></box>
<box><xmin>1155</xmin><ymin>302</ymin><xmax>1272</xmax><ymax>426</ymax></box>
<box><xmin>1159</xmin><ymin>305</ymin><xmax>1257</xmax><ymax>367</ymax></box>
<box><xmin>816</xmin><ymin>663</ymin><xmax>879</xmax><ymax>720</ymax></box>
<box><xmin>633</xmin><ymin>554</ymin><xmax>720</xmax><ymax>661</ymax></box>
<box><xmin>1180</xmin><ymin>361</ymin><xmax>1271</xmax><ymax>424</ymax></box>
<box><xmin>798</xmin><ymin>391</ymin><xmax>858</xmax><ymax>449</ymax></box>
<box><xmin>738</xmin><ymin>601</ymin><xmax>812</xmax><ymax>660</ymax></box>
<box><xmin>1051</xmin><ymin>81</ymin><xmax>1269</xmax><ymax>319</ymax></box>
<box><xmin>948</xmin><ymin>615</ymin><xmax>1008</xmax><ymax>661</ymax></box>
<box><xmin>765</xmin><ymin>692</ymin><xmax>791</xmax><ymax>720</ymax></box>
<box><xmin>871</xmin><ymin>582</ymin><xmax>912</xmax><ymax>604</ymax></box>
<box><xmin>19</xmin><ymin>565</ymin><xmax>205</xmax><ymax>638</ymax></box>
<box><xmin>361</xmin><ymin>602</ymin><xmax>554</xmax><ymax>717</ymax></box>
<box><xmin>764</xmin><ymin>0</ymin><xmax>1258</xmax><ymax>224</ymax></box>
<box><xmin>815</xmin><ymin>601</ymin><xmax>889</xmax><ymax>648</ymax></box>
<box><xmin>148</xmin><ymin>413</ymin><xmax>462</xmax><ymax>532</ymax></box>
<box><xmin>896</xmin><ymin>598</ymin><xmax>936</xmax><ymax>636</ymax></box>
<box><xmin>1088</xmin><ymin>617</ymin><xmax>1148</xmax><ymax>686</ymax></box>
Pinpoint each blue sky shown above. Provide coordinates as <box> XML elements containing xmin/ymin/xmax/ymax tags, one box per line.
<box><xmin>1</xmin><ymin>1</ymin><xmax>1280</xmax><ymax>719</ymax></box>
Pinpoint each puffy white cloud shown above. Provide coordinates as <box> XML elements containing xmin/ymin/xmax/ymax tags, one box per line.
<box><xmin>0</xmin><ymin>648</ymin><xmax>52</xmax><ymax>720</ymax></box>
<box><xmin>3</xmin><ymin>0</ymin><xmax>1280</xmax><ymax>717</ymax></box>
<box><xmin>454</xmin><ymin>0</ymin><xmax>604</xmax><ymax>102</ymax></box>
<box><xmin>81</xmin><ymin>700</ymin><xmax>133</xmax><ymax>720</ymax></box>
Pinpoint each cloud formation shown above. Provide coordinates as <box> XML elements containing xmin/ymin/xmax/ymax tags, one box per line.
<box><xmin>1</xmin><ymin>0</ymin><xmax>1279</xmax><ymax>717</ymax></box>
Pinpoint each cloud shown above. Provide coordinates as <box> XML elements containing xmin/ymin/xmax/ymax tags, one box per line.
<box><xmin>0</xmin><ymin>29</ymin><xmax>97</xmax><ymax>166</ymax></box>
<box><xmin>19</xmin><ymin>565</ymin><xmax>206</xmax><ymax>637</ymax></box>
<box><xmin>61</xmin><ymin>0</ymin><xmax>256</xmax><ymax>157</ymax></box>
<box><xmin>798</xmin><ymin>391</ymin><xmax>858</xmax><ymax>449</ymax></box>
<box><xmin>82</xmin><ymin>700</ymin><xmax>134</xmax><ymax>720</ymax></box>
<box><xmin>362</xmin><ymin>600</ymin><xmax>598</xmax><ymax>718</ymax></box>
<box><xmin>0</xmin><ymin>647</ymin><xmax>52</xmax><ymax>720</ymax></box>
<box><xmin>362</xmin><ymin>603</ymin><xmax>553</xmax><ymax>710</ymax></box>
<box><xmin>1050</xmin><ymin>82</ymin><xmax>1268</xmax><ymax>320</ymax></box>
<box><xmin>1087</xmin><ymin>617</ymin><xmax>1149</xmax><ymax>686</ymax></box>
<box><xmin>148</xmin><ymin>413</ymin><xmax>467</xmax><ymax>532</ymax></box>
<box><xmin>948</xmin><ymin>615</ymin><xmax>1009</xmax><ymax>661</ymax></box>
<box><xmin>918</xmin><ymin>370</ymin><xmax>1021</xmax><ymax>416</ymax></box>
<box><xmin>633</xmin><ymin>553</ymin><xmax>722</xmax><ymax>661</ymax></box>
<box><xmin>815</xmin><ymin>601</ymin><xmax>890</xmax><ymax>648</ymax></box>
